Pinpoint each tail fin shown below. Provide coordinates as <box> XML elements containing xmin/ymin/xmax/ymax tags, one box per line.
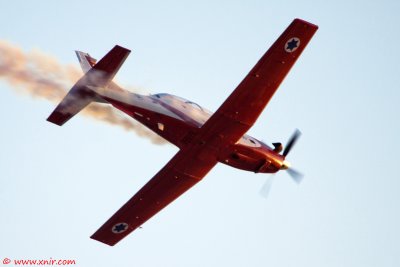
<box><xmin>47</xmin><ymin>45</ymin><xmax>130</xmax><ymax>126</ymax></box>
<box><xmin>75</xmin><ymin>51</ymin><xmax>97</xmax><ymax>73</ymax></box>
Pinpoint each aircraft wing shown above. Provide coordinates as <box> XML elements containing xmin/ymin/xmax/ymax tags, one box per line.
<box><xmin>91</xmin><ymin>147</ymin><xmax>217</xmax><ymax>246</ymax></box>
<box><xmin>192</xmin><ymin>19</ymin><xmax>318</xmax><ymax>149</ymax></box>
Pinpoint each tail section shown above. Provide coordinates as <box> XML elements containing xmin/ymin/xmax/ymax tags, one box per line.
<box><xmin>47</xmin><ymin>45</ymin><xmax>131</xmax><ymax>126</ymax></box>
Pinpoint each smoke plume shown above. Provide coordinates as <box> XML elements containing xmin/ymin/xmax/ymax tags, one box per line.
<box><xmin>0</xmin><ymin>40</ymin><xmax>166</xmax><ymax>144</ymax></box>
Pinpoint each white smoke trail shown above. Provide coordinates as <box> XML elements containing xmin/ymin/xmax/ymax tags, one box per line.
<box><xmin>0</xmin><ymin>40</ymin><xmax>166</xmax><ymax>144</ymax></box>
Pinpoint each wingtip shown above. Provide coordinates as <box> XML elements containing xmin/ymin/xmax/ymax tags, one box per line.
<box><xmin>293</xmin><ymin>18</ymin><xmax>319</xmax><ymax>30</ymax></box>
<box><xmin>90</xmin><ymin>235</ymin><xmax>116</xmax><ymax>246</ymax></box>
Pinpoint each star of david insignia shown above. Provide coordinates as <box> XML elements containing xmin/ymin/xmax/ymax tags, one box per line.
<box><xmin>112</xmin><ymin>222</ymin><xmax>129</xmax><ymax>234</ymax></box>
<box><xmin>285</xmin><ymin>37</ymin><xmax>300</xmax><ymax>52</ymax></box>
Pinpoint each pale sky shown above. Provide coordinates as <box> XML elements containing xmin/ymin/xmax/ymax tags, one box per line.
<box><xmin>1</xmin><ymin>1</ymin><xmax>400</xmax><ymax>266</ymax></box>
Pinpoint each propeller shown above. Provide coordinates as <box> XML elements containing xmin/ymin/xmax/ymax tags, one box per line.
<box><xmin>287</xmin><ymin>168</ymin><xmax>304</xmax><ymax>183</ymax></box>
<box><xmin>260</xmin><ymin>129</ymin><xmax>303</xmax><ymax>198</ymax></box>
<box><xmin>260</xmin><ymin>175</ymin><xmax>275</xmax><ymax>199</ymax></box>
<box><xmin>283</xmin><ymin>129</ymin><xmax>301</xmax><ymax>157</ymax></box>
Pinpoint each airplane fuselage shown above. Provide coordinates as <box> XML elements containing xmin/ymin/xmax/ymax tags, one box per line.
<box><xmin>100</xmin><ymin>90</ymin><xmax>285</xmax><ymax>174</ymax></box>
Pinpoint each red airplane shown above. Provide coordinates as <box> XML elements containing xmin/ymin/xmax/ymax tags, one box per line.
<box><xmin>47</xmin><ymin>18</ymin><xmax>318</xmax><ymax>246</ymax></box>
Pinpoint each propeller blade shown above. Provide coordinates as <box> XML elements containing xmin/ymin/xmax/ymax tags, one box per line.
<box><xmin>283</xmin><ymin>129</ymin><xmax>301</xmax><ymax>157</ymax></box>
<box><xmin>260</xmin><ymin>129</ymin><xmax>303</xmax><ymax>198</ymax></box>
<box><xmin>260</xmin><ymin>175</ymin><xmax>275</xmax><ymax>199</ymax></box>
<box><xmin>287</xmin><ymin>168</ymin><xmax>304</xmax><ymax>184</ymax></box>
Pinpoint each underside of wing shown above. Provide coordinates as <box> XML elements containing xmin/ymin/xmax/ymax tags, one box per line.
<box><xmin>192</xmin><ymin>19</ymin><xmax>318</xmax><ymax>149</ymax></box>
<box><xmin>91</xmin><ymin>148</ymin><xmax>217</xmax><ymax>246</ymax></box>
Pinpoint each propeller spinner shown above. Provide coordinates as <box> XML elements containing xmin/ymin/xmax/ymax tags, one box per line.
<box><xmin>260</xmin><ymin>129</ymin><xmax>304</xmax><ymax>198</ymax></box>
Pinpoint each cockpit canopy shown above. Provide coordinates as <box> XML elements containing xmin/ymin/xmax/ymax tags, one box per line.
<box><xmin>153</xmin><ymin>93</ymin><xmax>204</xmax><ymax>110</ymax></box>
<box><xmin>152</xmin><ymin>93</ymin><xmax>212</xmax><ymax>125</ymax></box>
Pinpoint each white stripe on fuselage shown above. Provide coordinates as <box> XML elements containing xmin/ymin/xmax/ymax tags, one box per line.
<box><xmin>94</xmin><ymin>88</ymin><xmax>182</xmax><ymax>121</ymax></box>
<box><xmin>95</xmin><ymin>87</ymin><xmax>263</xmax><ymax>148</ymax></box>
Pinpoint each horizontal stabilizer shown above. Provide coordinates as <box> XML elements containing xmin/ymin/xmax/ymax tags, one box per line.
<box><xmin>89</xmin><ymin>45</ymin><xmax>131</xmax><ymax>85</ymax></box>
<box><xmin>47</xmin><ymin>86</ymin><xmax>96</xmax><ymax>126</ymax></box>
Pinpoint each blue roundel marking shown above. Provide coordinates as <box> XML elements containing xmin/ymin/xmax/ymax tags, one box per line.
<box><xmin>112</xmin><ymin>222</ymin><xmax>129</xmax><ymax>234</ymax></box>
<box><xmin>285</xmin><ymin>37</ymin><xmax>300</xmax><ymax>52</ymax></box>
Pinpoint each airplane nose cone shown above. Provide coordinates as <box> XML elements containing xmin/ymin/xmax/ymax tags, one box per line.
<box><xmin>281</xmin><ymin>160</ymin><xmax>291</xmax><ymax>170</ymax></box>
